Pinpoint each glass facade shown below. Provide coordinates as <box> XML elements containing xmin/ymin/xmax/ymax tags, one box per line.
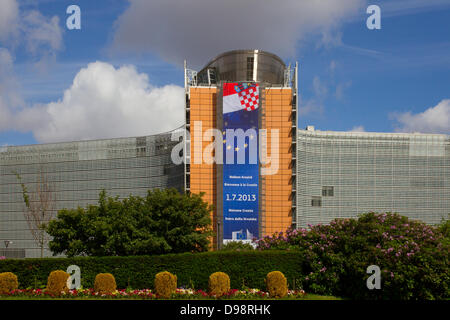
<box><xmin>0</xmin><ymin>129</ymin><xmax>184</xmax><ymax>258</ymax></box>
<box><xmin>296</xmin><ymin>128</ymin><xmax>450</xmax><ymax>228</ymax></box>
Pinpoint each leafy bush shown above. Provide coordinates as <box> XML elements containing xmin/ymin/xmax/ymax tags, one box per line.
<box><xmin>265</xmin><ymin>271</ymin><xmax>288</xmax><ymax>298</ymax></box>
<box><xmin>94</xmin><ymin>273</ymin><xmax>117</xmax><ymax>294</ymax></box>
<box><xmin>0</xmin><ymin>272</ymin><xmax>18</xmax><ymax>294</ymax></box>
<box><xmin>221</xmin><ymin>241</ymin><xmax>254</xmax><ymax>251</ymax></box>
<box><xmin>46</xmin><ymin>270</ymin><xmax>69</xmax><ymax>295</ymax></box>
<box><xmin>209</xmin><ymin>272</ymin><xmax>230</xmax><ymax>297</ymax></box>
<box><xmin>438</xmin><ymin>218</ymin><xmax>450</xmax><ymax>239</ymax></box>
<box><xmin>0</xmin><ymin>251</ymin><xmax>304</xmax><ymax>291</ymax></box>
<box><xmin>154</xmin><ymin>271</ymin><xmax>177</xmax><ymax>298</ymax></box>
<box><xmin>46</xmin><ymin>189</ymin><xmax>213</xmax><ymax>257</ymax></box>
<box><xmin>256</xmin><ymin>212</ymin><xmax>450</xmax><ymax>299</ymax></box>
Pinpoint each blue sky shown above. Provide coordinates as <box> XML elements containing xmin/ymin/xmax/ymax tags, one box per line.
<box><xmin>0</xmin><ymin>0</ymin><xmax>449</xmax><ymax>146</ymax></box>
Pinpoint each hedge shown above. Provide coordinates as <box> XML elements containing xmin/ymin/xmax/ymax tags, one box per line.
<box><xmin>0</xmin><ymin>251</ymin><xmax>305</xmax><ymax>290</ymax></box>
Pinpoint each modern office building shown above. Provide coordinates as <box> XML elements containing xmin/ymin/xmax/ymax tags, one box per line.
<box><xmin>0</xmin><ymin>129</ymin><xmax>184</xmax><ymax>258</ymax></box>
<box><xmin>184</xmin><ymin>50</ymin><xmax>297</xmax><ymax>248</ymax></box>
<box><xmin>1</xmin><ymin>49</ymin><xmax>449</xmax><ymax>258</ymax></box>
<box><xmin>296</xmin><ymin>126</ymin><xmax>450</xmax><ymax>228</ymax></box>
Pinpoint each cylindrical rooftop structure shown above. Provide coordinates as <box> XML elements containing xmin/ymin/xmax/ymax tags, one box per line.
<box><xmin>197</xmin><ymin>50</ymin><xmax>286</xmax><ymax>85</ymax></box>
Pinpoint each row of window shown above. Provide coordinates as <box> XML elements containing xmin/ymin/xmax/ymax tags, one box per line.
<box><xmin>311</xmin><ymin>186</ymin><xmax>335</xmax><ymax>207</ymax></box>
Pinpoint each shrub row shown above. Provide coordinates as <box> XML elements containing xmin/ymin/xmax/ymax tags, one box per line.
<box><xmin>1</xmin><ymin>270</ymin><xmax>291</xmax><ymax>298</ymax></box>
<box><xmin>0</xmin><ymin>251</ymin><xmax>304</xmax><ymax>291</ymax></box>
<box><xmin>1</xmin><ymin>270</ymin><xmax>118</xmax><ymax>296</ymax></box>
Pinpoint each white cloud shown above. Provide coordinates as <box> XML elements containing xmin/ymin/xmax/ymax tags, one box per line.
<box><xmin>0</xmin><ymin>1</ymin><xmax>62</xmax><ymax>56</ymax></box>
<box><xmin>335</xmin><ymin>81</ymin><xmax>352</xmax><ymax>100</ymax></box>
<box><xmin>0</xmin><ymin>99</ymin><xmax>12</xmax><ymax>130</ymax></box>
<box><xmin>350</xmin><ymin>125</ymin><xmax>366</xmax><ymax>132</ymax></box>
<box><xmin>0</xmin><ymin>2</ymin><xmax>64</xmax><ymax>132</ymax></box>
<box><xmin>14</xmin><ymin>62</ymin><xmax>185</xmax><ymax>143</ymax></box>
<box><xmin>392</xmin><ymin>99</ymin><xmax>450</xmax><ymax>134</ymax></box>
<box><xmin>317</xmin><ymin>30</ymin><xmax>343</xmax><ymax>49</ymax></box>
<box><xmin>112</xmin><ymin>0</ymin><xmax>364</xmax><ymax>67</ymax></box>
<box><xmin>299</xmin><ymin>98</ymin><xmax>323</xmax><ymax>116</ymax></box>
<box><xmin>329</xmin><ymin>60</ymin><xmax>337</xmax><ymax>74</ymax></box>
<box><xmin>2</xmin><ymin>4</ymin><xmax>186</xmax><ymax>143</ymax></box>
<box><xmin>0</xmin><ymin>47</ymin><xmax>13</xmax><ymax>68</ymax></box>
<box><xmin>312</xmin><ymin>76</ymin><xmax>328</xmax><ymax>98</ymax></box>
<box><xmin>299</xmin><ymin>75</ymin><xmax>328</xmax><ymax>116</ymax></box>
<box><xmin>0</xmin><ymin>0</ymin><xmax>19</xmax><ymax>41</ymax></box>
<box><xmin>22</xmin><ymin>10</ymin><xmax>63</xmax><ymax>55</ymax></box>
<box><xmin>0</xmin><ymin>2</ymin><xmax>63</xmax><ymax>91</ymax></box>
<box><xmin>0</xmin><ymin>47</ymin><xmax>23</xmax><ymax>129</ymax></box>
<box><xmin>0</xmin><ymin>48</ymin><xmax>12</xmax><ymax>128</ymax></box>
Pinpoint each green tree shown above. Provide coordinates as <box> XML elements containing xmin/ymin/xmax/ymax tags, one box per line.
<box><xmin>46</xmin><ymin>189</ymin><xmax>212</xmax><ymax>257</ymax></box>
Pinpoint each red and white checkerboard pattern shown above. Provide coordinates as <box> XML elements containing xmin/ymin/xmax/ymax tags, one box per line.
<box><xmin>238</xmin><ymin>86</ymin><xmax>259</xmax><ymax>111</ymax></box>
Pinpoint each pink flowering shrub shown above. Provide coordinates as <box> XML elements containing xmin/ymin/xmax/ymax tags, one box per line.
<box><xmin>255</xmin><ymin>212</ymin><xmax>449</xmax><ymax>300</ymax></box>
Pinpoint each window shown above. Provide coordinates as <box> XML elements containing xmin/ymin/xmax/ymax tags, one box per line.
<box><xmin>136</xmin><ymin>147</ymin><xmax>146</xmax><ymax>157</ymax></box>
<box><xmin>136</xmin><ymin>137</ymin><xmax>146</xmax><ymax>147</ymax></box>
<box><xmin>247</xmin><ymin>57</ymin><xmax>254</xmax><ymax>81</ymax></box>
<box><xmin>311</xmin><ymin>196</ymin><xmax>322</xmax><ymax>207</ymax></box>
<box><xmin>163</xmin><ymin>164</ymin><xmax>175</xmax><ymax>175</ymax></box>
<box><xmin>322</xmin><ymin>186</ymin><xmax>334</xmax><ymax>197</ymax></box>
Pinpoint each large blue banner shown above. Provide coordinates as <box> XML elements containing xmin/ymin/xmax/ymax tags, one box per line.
<box><xmin>222</xmin><ymin>82</ymin><xmax>259</xmax><ymax>243</ymax></box>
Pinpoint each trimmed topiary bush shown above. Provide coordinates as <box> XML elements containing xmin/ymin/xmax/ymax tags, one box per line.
<box><xmin>0</xmin><ymin>272</ymin><xmax>19</xmax><ymax>294</ymax></box>
<box><xmin>265</xmin><ymin>271</ymin><xmax>288</xmax><ymax>298</ymax></box>
<box><xmin>154</xmin><ymin>271</ymin><xmax>177</xmax><ymax>298</ymax></box>
<box><xmin>209</xmin><ymin>272</ymin><xmax>230</xmax><ymax>297</ymax></box>
<box><xmin>0</xmin><ymin>251</ymin><xmax>304</xmax><ymax>292</ymax></box>
<box><xmin>94</xmin><ymin>273</ymin><xmax>117</xmax><ymax>294</ymax></box>
<box><xmin>46</xmin><ymin>270</ymin><xmax>69</xmax><ymax>295</ymax></box>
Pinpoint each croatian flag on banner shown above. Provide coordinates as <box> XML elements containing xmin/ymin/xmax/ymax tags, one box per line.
<box><xmin>222</xmin><ymin>82</ymin><xmax>260</xmax><ymax>243</ymax></box>
<box><xmin>223</xmin><ymin>83</ymin><xmax>259</xmax><ymax>114</ymax></box>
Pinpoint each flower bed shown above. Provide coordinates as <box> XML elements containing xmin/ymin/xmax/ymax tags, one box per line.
<box><xmin>1</xmin><ymin>288</ymin><xmax>307</xmax><ymax>300</ymax></box>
